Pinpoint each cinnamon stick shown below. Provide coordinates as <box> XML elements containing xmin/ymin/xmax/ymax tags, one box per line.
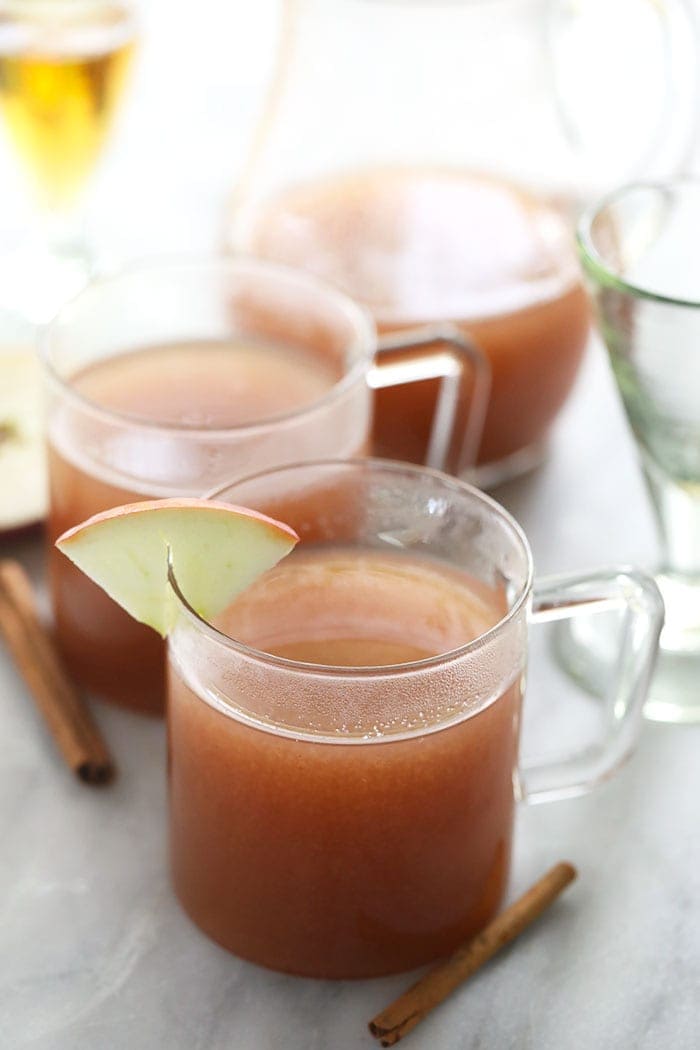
<box><xmin>369</xmin><ymin>861</ymin><xmax>577</xmax><ymax>1046</ymax></box>
<box><xmin>0</xmin><ymin>559</ymin><xmax>115</xmax><ymax>784</ymax></box>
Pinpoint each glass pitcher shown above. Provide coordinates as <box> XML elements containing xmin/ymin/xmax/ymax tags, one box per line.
<box><xmin>228</xmin><ymin>0</ymin><xmax>699</xmax><ymax>485</ymax></box>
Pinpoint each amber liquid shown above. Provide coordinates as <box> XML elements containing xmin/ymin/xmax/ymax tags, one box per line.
<box><xmin>241</xmin><ymin>168</ymin><xmax>590</xmax><ymax>469</ymax></box>
<box><xmin>48</xmin><ymin>340</ymin><xmax>349</xmax><ymax>714</ymax></box>
<box><xmin>168</xmin><ymin>547</ymin><xmax>521</xmax><ymax>978</ymax></box>
<box><xmin>0</xmin><ymin>4</ymin><xmax>134</xmax><ymax>207</ymax></box>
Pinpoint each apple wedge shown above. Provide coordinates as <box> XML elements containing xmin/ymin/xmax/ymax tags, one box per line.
<box><xmin>0</xmin><ymin>350</ymin><xmax>47</xmax><ymax>534</ymax></box>
<box><xmin>55</xmin><ymin>498</ymin><xmax>299</xmax><ymax>636</ymax></box>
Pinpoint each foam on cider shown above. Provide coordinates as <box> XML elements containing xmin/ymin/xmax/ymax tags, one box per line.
<box><xmin>71</xmin><ymin>339</ymin><xmax>340</xmax><ymax>427</ymax></box>
<box><xmin>185</xmin><ymin>547</ymin><xmax>516</xmax><ymax>739</ymax></box>
<box><xmin>217</xmin><ymin>546</ymin><xmax>503</xmax><ymax>665</ymax></box>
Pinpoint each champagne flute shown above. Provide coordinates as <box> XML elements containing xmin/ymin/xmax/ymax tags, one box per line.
<box><xmin>0</xmin><ymin>0</ymin><xmax>136</xmax><ymax>320</ymax></box>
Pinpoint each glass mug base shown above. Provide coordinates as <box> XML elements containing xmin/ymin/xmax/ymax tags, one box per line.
<box><xmin>554</xmin><ymin>573</ymin><xmax>700</xmax><ymax>724</ymax></box>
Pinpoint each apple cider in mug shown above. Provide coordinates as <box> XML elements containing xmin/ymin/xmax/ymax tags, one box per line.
<box><xmin>47</xmin><ymin>338</ymin><xmax>347</xmax><ymax>712</ymax></box>
<box><xmin>161</xmin><ymin>459</ymin><xmax>661</xmax><ymax>979</ymax></box>
<box><xmin>169</xmin><ymin>546</ymin><xmax>518</xmax><ymax>978</ymax></box>
<box><xmin>44</xmin><ymin>258</ymin><xmax>473</xmax><ymax>713</ymax></box>
<box><xmin>55</xmin><ymin>459</ymin><xmax>662</xmax><ymax>979</ymax></box>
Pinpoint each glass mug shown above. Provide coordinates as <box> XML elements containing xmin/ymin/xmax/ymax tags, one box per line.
<box><xmin>166</xmin><ymin>459</ymin><xmax>663</xmax><ymax>979</ymax></box>
<box><xmin>44</xmin><ymin>257</ymin><xmax>486</xmax><ymax>714</ymax></box>
<box><xmin>229</xmin><ymin>0</ymin><xmax>699</xmax><ymax>484</ymax></box>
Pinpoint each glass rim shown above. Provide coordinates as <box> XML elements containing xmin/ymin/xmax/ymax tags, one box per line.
<box><xmin>167</xmin><ymin>457</ymin><xmax>534</xmax><ymax>679</ymax></box>
<box><xmin>0</xmin><ymin>0</ymin><xmax>138</xmax><ymax>39</ymax></box>
<box><xmin>41</xmin><ymin>253</ymin><xmax>376</xmax><ymax>438</ymax></box>
<box><xmin>576</xmin><ymin>176</ymin><xmax>700</xmax><ymax>310</ymax></box>
<box><xmin>0</xmin><ymin>0</ymin><xmax>137</xmax><ymax>20</ymax></box>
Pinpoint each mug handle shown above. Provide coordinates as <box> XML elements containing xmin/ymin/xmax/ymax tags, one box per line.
<box><xmin>367</xmin><ymin>324</ymin><xmax>490</xmax><ymax>475</ymax></box>
<box><xmin>519</xmin><ymin>567</ymin><xmax>664</xmax><ymax>805</ymax></box>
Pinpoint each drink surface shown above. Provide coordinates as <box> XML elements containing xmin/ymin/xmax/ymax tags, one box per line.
<box><xmin>47</xmin><ymin>339</ymin><xmax>350</xmax><ymax>713</ymax></box>
<box><xmin>169</xmin><ymin>546</ymin><xmax>521</xmax><ymax>977</ymax></box>
<box><xmin>69</xmin><ymin>338</ymin><xmax>341</xmax><ymax>428</ymax></box>
<box><xmin>0</xmin><ymin>3</ymin><xmax>135</xmax><ymax>207</ymax></box>
<box><xmin>215</xmin><ymin>545</ymin><xmax>502</xmax><ymax>678</ymax></box>
<box><xmin>240</xmin><ymin>167</ymin><xmax>590</xmax><ymax>466</ymax></box>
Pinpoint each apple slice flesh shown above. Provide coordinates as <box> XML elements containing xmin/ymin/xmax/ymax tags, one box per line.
<box><xmin>0</xmin><ymin>350</ymin><xmax>47</xmax><ymax>533</ymax></box>
<box><xmin>56</xmin><ymin>498</ymin><xmax>299</xmax><ymax>637</ymax></box>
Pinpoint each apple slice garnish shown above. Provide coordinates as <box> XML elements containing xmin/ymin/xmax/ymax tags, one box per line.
<box><xmin>0</xmin><ymin>350</ymin><xmax>47</xmax><ymax>534</ymax></box>
<box><xmin>55</xmin><ymin>498</ymin><xmax>299</xmax><ymax>636</ymax></box>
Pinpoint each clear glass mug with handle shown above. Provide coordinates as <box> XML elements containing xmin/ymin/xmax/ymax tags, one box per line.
<box><xmin>228</xmin><ymin>0</ymin><xmax>699</xmax><ymax>485</ymax></box>
<box><xmin>166</xmin><ymin>458</ymin><xmax>663</xmax><ymax>979</ymax></box>
<box><xmin>44</xmin><ymin>255</ymin><xmax>487</xmax><ymax>714</ymax></box>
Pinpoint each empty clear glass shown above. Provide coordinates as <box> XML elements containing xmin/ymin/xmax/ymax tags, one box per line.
<box><xmin>557</xmin><ymin>179</ymin><xmax>700</xmax><ymax>722</ymax></box>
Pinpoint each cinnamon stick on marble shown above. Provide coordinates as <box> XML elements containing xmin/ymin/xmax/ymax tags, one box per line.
<box><xmin>369</xmin><ymin>862</ymin><xmax>577</xmax><ymax>1047</ymax></box>
<box><xmin>0</xmin><ymin>559</ymin><xmax>114</xmax><ymax>784</ymax></box>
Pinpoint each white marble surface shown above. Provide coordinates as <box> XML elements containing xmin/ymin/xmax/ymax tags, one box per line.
<box><xmin>1</xmin><ymin>2</ymin><xmax>699</xmax><ymax>1047</ymax></box>
<box><xmin>2</xmin><ymin>334</ymin><xmax>700</xmax><ymax>1050</ymax></box>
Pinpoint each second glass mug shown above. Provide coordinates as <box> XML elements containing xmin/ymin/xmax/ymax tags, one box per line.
<box><xmin>43</xmin><ymin>256</ymin><xmax>487</xmax><ymax>713</ymax></box>
<box><xmin>167</xmin><ymin>459</ymin><xmax>664</xmax><ymax>979</ymax></box>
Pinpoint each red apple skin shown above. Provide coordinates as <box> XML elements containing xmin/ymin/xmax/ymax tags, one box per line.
<box><xmin>55</xmin><ymin>497</ymin><xmax>299</xmax><ymax>551</ymax></box>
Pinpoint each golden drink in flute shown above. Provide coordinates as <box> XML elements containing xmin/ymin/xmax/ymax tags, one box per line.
<box><xmin>0</xmin><ymin>4</ymin><xmax>134</xmax><ymax>209</ymax></box>
<box><xmin>0</xmin><ymin>1</ymin><xmax>136</xmax><ymax>317</ymax></box>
